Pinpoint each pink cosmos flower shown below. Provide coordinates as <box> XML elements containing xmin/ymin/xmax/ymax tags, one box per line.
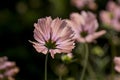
<box><xmin>100</xmin><ymin>11</ymin><xmax>112</xmax><ymax>25</ymax></box>
<box><xmin>71</xmin><ymin>0</ymin><xmax>97</xmax><ymax>10</ymax></box>
<box><xmin>100</xmin><ymin>1</ymin><xmax>120</xmax><ymax>31</ymax></box>
<box><xmin>30</xmin><ymin>17</ymin><xmax>75</xmax><ymax>58</ymax></box>
<box><xmin>106</xmin><ymin>1</ymin><xmax>117</xmax><ymax>12</ymax></box>
<box><xmin>114</xmin><ymin>57</ymin><xmax>120</xmax><ymax>73</ymax></box>
<box><xmin>66</xmin><ymin>11</ymin><xmax>106</xmax><ymax>43</ymax></box>
<box><xmin>0</xmin><ymin>56</ymin><xmax>19</xmax><ymax>80</ymax></box>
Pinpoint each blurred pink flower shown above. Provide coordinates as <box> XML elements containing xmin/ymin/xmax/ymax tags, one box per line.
<box><xmin>66</xmin><ymin>11</ymin><xmax>106</xmax><ymax>43</ymax></box>
<box><xmin>100</xmin><ymin>11</ymin><xmax>112</xmax><ymax>25</ymax></box>
<box><xmin>100</xmin><ymin>1</ymin><xmax>120</xmax><ymax>31</ymax></box>
<box><xmin>30</xmin><ymin>17</ymin><xmax>75</xmax><ymax>58</ymax></box>
<box><xmin>114</xmin><ymin>57</ymin><xmax>120</xmax><ymax>73</ymax></box>
<box><xmin>0</xmin><ymin>56</ymin><xmax>19</xmax><ymax>80</ymax></box>
<box><xmin>106</xmin><ymin>1</ymin><xmax>117</xmax><ymax>12</ymax></box>
<box><xmin>71</xmin><ymin>0</ymin><xmax>97</xmax><ymax>10</ymax></box>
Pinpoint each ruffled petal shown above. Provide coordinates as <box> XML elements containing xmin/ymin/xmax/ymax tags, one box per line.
<box><xmin>29</xmin><ymin>41</ymin><xmax>48</xmax><ymax>54</ymax></box>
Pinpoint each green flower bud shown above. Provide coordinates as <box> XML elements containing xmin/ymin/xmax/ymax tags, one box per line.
<box><xmin>61</xmin><ymin>53</ymin><xmax>73</xmax><ymax>63</ymax></box>
<box><xmin>91</xmin><ymin>46</ymin><xmax>104</xmax><ymax>57</ymax></box>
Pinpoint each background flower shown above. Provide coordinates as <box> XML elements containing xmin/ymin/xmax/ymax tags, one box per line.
<box><xmin>0</xmin><ymin>56</ymin><xmax>19</xmax><ymax>80</ymax></box>
<box><xmin>100</xmin><ymin>1</ymin><xmax>120</xmax><ymax>32</ymax></box>
<box><xmin>114</xmin><ymin>57</ymin><xmax>120</xmax><ymax>73</ymax></box>
<box><xmin>66</xmin><ymin>11</ymin><xmax>106</xmax><ymax>43</ymax></box>
<box><xmin>71</xmin><ymin>0</ymin><xmax>97</xmax><ymax>10</ymax></box>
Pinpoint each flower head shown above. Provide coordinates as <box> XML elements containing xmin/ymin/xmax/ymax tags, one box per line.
<box><xmin>30</xmin><ymin>17</ymin><xmax>75</xmax><ymax>58</ymax></box>
<box><xmin>100</xmin><ymin>1</ymin><xmax>120</xmax><ymax>32</ymax></box>
<box><xmin>66</xmin><ymin>11</ymin><xmax>106</xmax><ymax>43</ymax></box>
<box><xmin>0</xmin><ymin>56</ymin><xmax>19</xmax><ymax>80</ymax></box>
<box><xmin>114</xmin><ymin>57</ymin><xmax>120</xmax><ymax>73</ymax></box>
<box><xmin>71</xmin><ymin>0</ymin><xmax>97</xmax><ymax>10</ymax></box>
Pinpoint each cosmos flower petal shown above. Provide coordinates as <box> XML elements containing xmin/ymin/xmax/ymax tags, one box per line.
<box><xmin>70</xmin><ymin>12</ymin><xmax>85</xmax><ymax>26</ymax></box>
<box><xmin>81</xmin><ymin>11</ymin><xmax>98</xmax><ymax>33</ymax></box>
<box><xmin>37</xmin><ymin>17</ymin><xmax>52</xmax><ymax>41</ymax></box>
<box><xmin>57</xmin><ymin>46</ymin><xmax>75</xmax><ymax>51</ymax></box>
<box><xmin>29</xmin><ymin>41</ymin><xmax>47</xmax><ymax>54</ymax></box>
<box><xmin>51</xmin><ymin>18</ymin><xmax>65</xmax><ymax>41</ymax></box>
<box><xmin>115</xmin><ymin>66</ymin><xmax>120</xmax><ymax>73</ymax></box>
<box><xmin>69</xmin><ymin>13</ymin><xmax>85</xmax><ymax>32</ymax></box>
<box><xmin>60</xmin><ymin>27</ymin><xmax>72</xmax><ymax>37</ymax></box>
<box><xmin>76</xmin><ymin>36</ymin><xmax>86</xmax><ymax>43</ymax></box>
<box><xmin>100</xmin><ymin>11</ymin><xmax>111</xmax><ymax>25</ymax></box>
<box><xmin>56</xmin><ymin>39</ymin><xmax>74</xmax><ymax>45</ymax></box>
<box><xmin>114</xmin><ymin>57</ymin><xmax>120</xmax><ymax>72</ymax></box>
<box><xmin>33</xmin><ymin>27</ymin><xmax>45</xmax><ymax>44</ymax></box>
<box><xmin>85</xmin><ymin>30</ymin><xmax>106</xmax><ymax>43</ymax></box>
<box><xmin>87</xmin><ymin>20</ymin><xmax>98</xmax><ymax>33</ymax></box>
<box><xmin>57</xmin><ymin>45</ymin><xmax>74</xmax><ymax>51</ymax></box>
<box><xmin>71</xmin><ymin>0</ymin><xmax>97</xmax><ymax>10</ymax></box>
<box><xmin>112</xmin><ymin>19</ymin><xmax>120</xmax><ymax>31</ymax></box>
<box><xmin>34</xmin><ymin>23</ymin><xmax>44</xmax><ymax>37</ymax></box>
<box><xmin>60</xmin><ymin>49</ymin><xmax>72</xmax><ymax>53</ymax></box>
<box><xmin>49</xmin><ymin>50</ymin><xmax>55</xmax><ymax>58</ymax></box>
<box><xmin>66</xmin><ymin>20</ymin><xmax>79</xmax><ymax>32</ymax></box>
<box><xmin>114</xmin><ymin>57</ymin><xmax>120</xmax><ymax>66</ymax></box>
<box><xmin>49</xmin><ymin>49</ymin><xmax>61</xmax><ymax>58</ymax></box>
<box><xmin>91</xmin><ymin>30</ymin><xmax>106</xmax><ymax>39</ymax></box>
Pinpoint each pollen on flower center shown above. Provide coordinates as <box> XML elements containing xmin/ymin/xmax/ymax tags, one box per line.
<box><xmin>110</xmin><ymin>13</ymin><xmax>114</xmax><ymax>19</ymax></box>
<box><xmin>80</xmin><ymin>31</ymin><xmax>88</xmax><ymax>37</ymax></box>
<box><xmin>45</xmin><ymin>39</ymin><xmax>57</xmax><ymax>49</ymax></box>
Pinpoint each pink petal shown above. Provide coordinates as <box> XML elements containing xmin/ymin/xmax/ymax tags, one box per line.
<box><xmin>29</xmin><ymin>41</ymin><xmax>47</xmax><ymax>54</ymax></box>
<box><xmin>70</xmin><ymin>12</ymin><xmax>85</xmax><ymax>26</ymax></box>
<box><xmin>49</xmin><ymin>49</ymin><xmax>61</xmax><ymax>58</ymax></box>
<box><xmin>85</xmin><ymin>30</ymin><xmax>106</xmax><ymax>43</ymax></box>
<box><xmin>100</xmin><ymin>11</ymin><xmax>111</xmax><ymax>25</ymax></box>
<box><xmin>34</xmin><ymin>28</ymin><xmax>45</xmax><ymax>44</ymax></box>
<box><xmin>51</xmin><ymin>18</ymin><xmax>64</xmax><ymax>41</ymax></box>
<box><xmin>37</xmin><ymin>17</ymin><xmax>52</xmax><ymax>41</ymax></box>
<box><xmin>76</xmin><ymin>36</ymin><xmax>86</xmax><ymax>43</ymax></box>
<box><xmin>115</xmin><ymin>66</ymin><xmax>120</xmax><ymax>73</ymax></box>
<box><xmin>114</xmin><ymin>57</ymin><xmax>120</xmax><ymax>66</ymax></box>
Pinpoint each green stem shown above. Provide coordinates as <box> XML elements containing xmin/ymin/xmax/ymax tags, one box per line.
<box><xmin>45</xmin><ymin>52</ymin><xmax>49</xmax><ymax>80</ymax></box>
<box><xmin>59</xmin><ymin>76</ymin><xmax>62</xmax><ymax>80</ymax></box>
<box><xmin>80</xmin><ymin>43</ymin><xmax>89</xmax><ymax>80</ymax></box>
<box><xmin>111</xmin><ymin>42</ymin><xmax>116</xmax><ymax>80</ymax></box>
<box><xmin>87</xmin><ymin>62</ymin><xmax>97</xmax><ymax>80</ymax></box>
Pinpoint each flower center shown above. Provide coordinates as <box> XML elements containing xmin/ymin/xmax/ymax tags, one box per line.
<box><xmin>80</xmin><ymin>31</ymin><xmax>88</xmax><ymax>37</ymax></box>
<box><xmin>45</xmin><ymin>39</ymin><xmax>56</xmax><ymax>49</ymax></box>
<box><xmin>110</xmin><ymin>13</ymin><xmax>114</xmax><ymax>19</ymax></box>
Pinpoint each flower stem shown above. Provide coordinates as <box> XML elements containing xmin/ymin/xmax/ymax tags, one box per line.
<box><xmin>87</xmin><ymin>62</ymin><xmax>97</xmax><ymax>80</ymax></box>
<box><xmin>111</xmin><ymin>42</ymin><xmax>116</xmax><ymax>80</ymax></box>
<box><xmin>80</xmin><ymin>43</ymin><xmax>89</xmax><ymax>80</ymax></box>
<box><xmin>45</xmin><ymin>53</ymin><xmax>49</xmax><ymax>80</ymax></box>
<box><xmin>59</xmin><ymin>76</ymin><xmax>62</xmax><ymax>80</ymax></box>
